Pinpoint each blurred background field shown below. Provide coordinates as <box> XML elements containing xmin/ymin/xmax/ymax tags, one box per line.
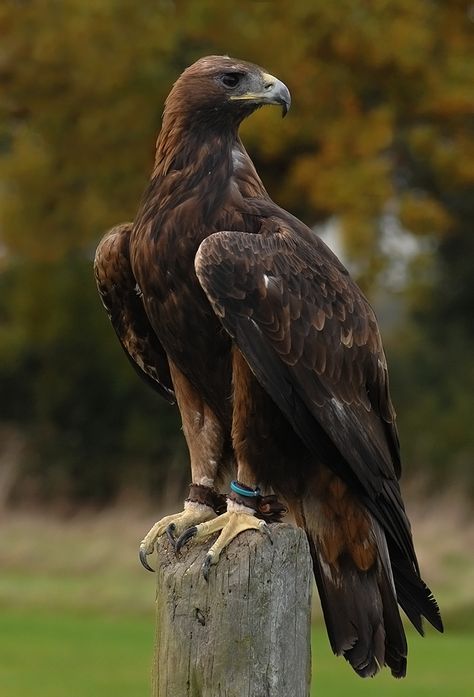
<box><xmin>0</xmin><ymin>503</ymin><xmax>473</xmax><ymax>696</ymax></box>
<box><xmin>2</xmin><ymin>610</ymin><xmax>474</xmax><ymax>697</ymax></box>
<box><xmin>0</xmin><ymin>0</ymin><xmax>473</xmax><ymax>694</ymax></box>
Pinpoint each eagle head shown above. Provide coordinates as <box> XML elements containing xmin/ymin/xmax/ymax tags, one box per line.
<box><xmin>163</xmin><ymin>55</ymin><xmax>291</xmax><ymax>129</ymax></box>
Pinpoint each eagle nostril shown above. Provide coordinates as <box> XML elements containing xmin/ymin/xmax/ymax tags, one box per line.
<box><xmin>264</xmin><ymin>81</ymin><xmax>275</xmax><ymax>91</ymax></box>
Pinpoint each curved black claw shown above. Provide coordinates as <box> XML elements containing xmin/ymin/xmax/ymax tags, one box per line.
<box><xmin>202</xmin><ymin>553</ymin><xmax>213</xmax><ymax>582</ymax></box>
<box><xmin>139</xmin><ymin>546</ymin><xmax>155</xmax><ymax>572</ymax></box>
<box><xmin>175</xmin><ymin>525</ymin><xmax>198</xmax><ymax>554</ymax></box>
<box><xmin>166</xmin><ymin>523</ymin><xmax>177</xmax><ymax>551</ymax></box>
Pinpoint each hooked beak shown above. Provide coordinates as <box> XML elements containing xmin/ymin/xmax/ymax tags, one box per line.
<box><xmin>230</xmin><ymin>72</ymin><xmax>291</xmax><ymax>117</ymax></box>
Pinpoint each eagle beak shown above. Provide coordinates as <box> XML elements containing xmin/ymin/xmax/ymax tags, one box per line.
<box><xmin>230</xmin><ymin>72</ymin><xmax>291</xmax><ymax>117</ymax></box>
<box><xmin>261</xmin><ymin>74</ymin><xmax>291</xmax><ymax>117</ymax></box>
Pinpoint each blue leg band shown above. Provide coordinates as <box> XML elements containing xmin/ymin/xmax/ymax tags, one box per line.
<box><xmin>230</xmin><ymin>480</ymin><xmax>261</xmax><ymax>498</ymax></box>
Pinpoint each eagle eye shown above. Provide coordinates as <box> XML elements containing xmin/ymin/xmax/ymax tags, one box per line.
<box><xmin>220</xmin><ymin>73</ymin><xmax>241</xmax><ymax>89</ymax></box>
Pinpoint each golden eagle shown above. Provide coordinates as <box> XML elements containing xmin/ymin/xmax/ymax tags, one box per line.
<box><xmin>94</xmin><ymin>56</ymin><xmax>442</xmax><ymax>678</ymax></box>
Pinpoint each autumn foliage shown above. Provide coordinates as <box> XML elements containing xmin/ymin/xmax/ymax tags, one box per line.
<box><xmin>0</xmin><ymin>0</ymin><xmax>473</xmax><ymax>502</ymax></box>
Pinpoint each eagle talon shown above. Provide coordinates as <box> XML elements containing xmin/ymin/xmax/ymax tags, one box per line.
<box><xmin>176</xmin><ymin>525</ymin><xmax>198</xmax><ymax>553</ymax></box>
<box><xmin>166</xmin><ymin>523</ymin><xmax>178</xmax><ymax>550</ymax></box>
<box><xmin>202</xmin><ymin>553</ymin><xmax>214</xmax><ymax>582</ymax></box>
<box><xmin>139</xmin><ymin>546</ymin><xmax>155</xmax><ymax>572</ymax></box>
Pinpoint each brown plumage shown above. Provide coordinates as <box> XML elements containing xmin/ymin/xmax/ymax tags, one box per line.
<box><xmin>94</xmin><ymin>56</ymin><xmax>442</xmax><ymax>679</ymax></box>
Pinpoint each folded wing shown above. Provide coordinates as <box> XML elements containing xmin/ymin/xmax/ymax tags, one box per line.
<box><xmin>94</xmin><ymin>223</ymin><xmax>174</xmax><ymax>403</ymax></box>
<box><xmin>195</xmin><ymin>222</ymin><xmax>442</xmax><ymax>635</ymax></box>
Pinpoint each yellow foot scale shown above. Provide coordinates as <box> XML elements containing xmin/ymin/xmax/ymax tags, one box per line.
<box><xmin>175</xmin><ymin>507</ymin><xmax>272</xmax><ymax>580</ymax></box>
<box><xmin>139</xmin><ymin>502</ymin><xmax>216</xmax><ymax>571</ymax></box>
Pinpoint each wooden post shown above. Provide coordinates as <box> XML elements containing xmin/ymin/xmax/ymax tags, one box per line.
<box><xmin>152</xmin><ymin>523</ymin><xmax>312</xmax><ymax>697</ymax></box>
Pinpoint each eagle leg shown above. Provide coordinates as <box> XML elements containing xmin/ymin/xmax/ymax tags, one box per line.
<box><xmin>175</xmin><ymin>501</ymin><xmax>271</xmax><ymax>580</ymax></box>
<box><xmin>139</xmin><ymin>361</ymin><xmax>229</xmax><ymax>570</ymax></box>
<box><xmin>139</xmin><ymin>501</ymin><xmax>217</xmax><ymax>571</ymax></box>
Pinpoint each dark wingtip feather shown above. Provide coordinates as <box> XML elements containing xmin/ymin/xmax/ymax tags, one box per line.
<box><xmin>392</xmin><ymin>554</ymin><xmax>443</xmax><ymax>634</ymax></box>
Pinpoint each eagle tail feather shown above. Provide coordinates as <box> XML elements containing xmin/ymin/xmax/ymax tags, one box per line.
<box><xmin>297</xmin><ymin>494</ymin><xmax>408</xmax><ymax>679</ymax></box>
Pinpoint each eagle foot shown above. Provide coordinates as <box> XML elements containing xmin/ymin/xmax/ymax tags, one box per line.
<box><xmin>175</xmin><ymin>509</ymin><xmax>271</xmax><ymax>580</ymax></box>
<box><xmin>139</xmin><ymin>502</ymin><xmax>216</xmax><ymax>571</ymax></box>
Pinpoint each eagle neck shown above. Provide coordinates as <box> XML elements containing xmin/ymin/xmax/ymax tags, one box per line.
<box><xmin>133</xmin><ymin>119</ymin><xmax>238</xmax><ymax>241</ymax></box>
<box><xmin>153</xmin><ymin>114</ymin><xmax>237</xmax><ymax>180</ymax></box>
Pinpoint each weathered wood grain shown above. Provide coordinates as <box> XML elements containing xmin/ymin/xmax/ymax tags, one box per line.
<box><xmin>152</xmin><ymin>523</ymin><xmax>312</xmax><ymax>697</ymax></box>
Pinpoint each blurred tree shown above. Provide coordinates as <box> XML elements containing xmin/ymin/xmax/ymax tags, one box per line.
<box><xmin>0</xmin><ymin>0</ymin><xmax>472</xmax><ymax>501</ymax></box>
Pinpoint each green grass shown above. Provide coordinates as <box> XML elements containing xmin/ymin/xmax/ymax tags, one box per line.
<box><xmin>0</xmin><ymin>607</ymin><xmax>473</xmax><ymax>697</ymax></box>
<box><xmin>0</xmin><ymin>608</ymin><xmax>153</xmax><ymax>697</ymax></box>
<box><xmin>0</xmin><ymin>510</ymin><xmax>473</xmax><ymax>695</ymax></box>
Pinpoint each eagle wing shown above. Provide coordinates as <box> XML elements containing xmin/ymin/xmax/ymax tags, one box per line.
<box><xmin>94</xmin><ymin>223</ymin><xmax>174</xmax><ymax>403</ymax></box>
<box><xmin>195</xmin><ymin>219</ymin><xmax>442</xmax><ymax>633</ymax></box>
